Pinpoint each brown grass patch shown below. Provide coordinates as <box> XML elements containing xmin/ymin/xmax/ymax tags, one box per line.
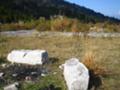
<box><xmin>82</xmin><ymin>51</ymin><xmax>107</xmax><ymax>76</ymax></box>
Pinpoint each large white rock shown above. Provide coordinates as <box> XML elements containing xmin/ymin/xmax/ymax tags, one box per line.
<box><xmin>7</xmin><ymin>50</ymin><xmax>48</xmax><ymax>65</ymax></box>
<box><xmin>59</xmin><ymin>58</ymin><xmax>89</xmax><ymax>90</ymax></box>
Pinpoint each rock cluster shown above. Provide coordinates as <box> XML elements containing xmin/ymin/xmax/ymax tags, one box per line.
<box><xmin>0</xmin><ymin>50</ymin><xmax>102</xmax><ymax>90</ymax></box>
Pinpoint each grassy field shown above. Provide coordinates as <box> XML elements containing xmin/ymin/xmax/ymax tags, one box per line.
<box><xmin>0</xmin><ymin>35</ymin><xmax>120</xmax><ymax>90</ymax></box>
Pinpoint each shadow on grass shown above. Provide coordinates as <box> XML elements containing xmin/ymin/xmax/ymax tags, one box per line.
<box><xmin>88</xmin><ymin>70</ymin><xmax>102</xmax><ymax>90</ymax></box>
<box><xmin>40</xmin><ymin>84</ymin><xmax>61</xmax><ymax>90</ymax></box>
<box><xmin>49</xmin><ymin>57</ymin><xmax>59</xmax><ymax>64</ymax></box>
<box><xmin>0</xmin><ymin>57</ymin><xmax>7</xmax><ymax>64</ymax></box>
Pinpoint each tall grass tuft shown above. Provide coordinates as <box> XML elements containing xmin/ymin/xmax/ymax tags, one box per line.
<box><xmin>82</xmin><ymin>52</ymin><xmax>107</xmax><ymax>76</ymax></box>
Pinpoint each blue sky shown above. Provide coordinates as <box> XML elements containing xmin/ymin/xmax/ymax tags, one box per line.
<box><xmin>66</xmin><ymin>0</ymin><xmax>120</xmax><ymax>18</ymax></box>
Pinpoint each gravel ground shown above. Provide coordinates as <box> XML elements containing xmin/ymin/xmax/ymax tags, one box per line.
<box><xmin>1</xmin><ymin>30</ymin><xmax>120</xmax><ymax>37</ymax></box>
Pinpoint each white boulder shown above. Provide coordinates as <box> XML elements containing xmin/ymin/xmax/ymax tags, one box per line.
<box><xmin>7</xmin><ymin>50</ymin><xmax>48</xmax><ymax>65</ymax></box>
<box><xmin>59</xmin><ymin>58</ymin><xmax>89</xmax><ymax>90</ymax></box>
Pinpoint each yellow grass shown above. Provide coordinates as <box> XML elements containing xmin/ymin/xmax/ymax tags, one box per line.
<box><xmin>0</xmin><ymin>35</ymin><xmax>120</xmax><ymax>90</ymax></box>
<box><xmin>82</xmin><ymin>51</ymin><xmax>107</xmax><ymax>76</ymax></box>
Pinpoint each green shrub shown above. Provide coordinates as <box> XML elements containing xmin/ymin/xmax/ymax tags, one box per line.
<box><xmin>0</xmin><ymin>21</ymin><xmax>36</xmax><ymax>31</ymax></box>
<box><xmin>51</xmin><ymin>16</ymin><xmax>72</xmax><ymax>32</ymax></box>
<box><xmin>0</xmin><ymin>16</ymin><xmax>119</xmax><ymax>32</ymax></box>
<box><xmin>36</xmin><ymin>17</ymin><xmax>51</xmax><ymax>32</ymax></box>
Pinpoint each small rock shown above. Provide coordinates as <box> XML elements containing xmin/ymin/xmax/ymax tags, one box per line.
<box><xmin>31</xmin><ymin>72</ymin><xmax>38</xmax><ymax>77</ymax></box>
<box><xmin>12</xmin><ymin>73</ymin><xmax>18</xmax><ymax>77</ymax></box>
<box><xmin>4</xmin><ymin>82</ymin><xmax>19</xmax><ymax>90</ymax></box>
<box><xmin>0</xmin><ymin>72</ymin><xmax>4</xmax><ymax>78</ymax></box>
<box><xmin>25</xmin><ymin>76</ymin><xmax>32</xmax><ymax>81</ymax></box>
<box><xmin>31</xmin><ymin>72</ymin><xmax>37</xmax><ymax>75</ymax></box>
<box><xmin>1</xmin><ymin>64</ymin><xmax>6</xmax><ymax>68</ymax></box>
<box><xmin>41</xmin><ymin>73</ymin><xmax>46</xmax><ymax>77</ymax></box>
<box><xmin>53</xmin><ymin>72</ymin><xmax>57</xmax><ymax>75</ymax></box>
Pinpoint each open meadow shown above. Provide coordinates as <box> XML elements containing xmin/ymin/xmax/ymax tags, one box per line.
<box><xmin>0</xmin><ymin>0</ymin><xmax>120</xmax><ymax>90</ymax></box>
<box><xmin>0</xmin><ymin>35</ymin><xmax>120</xmax><ymax>90</ymax></box>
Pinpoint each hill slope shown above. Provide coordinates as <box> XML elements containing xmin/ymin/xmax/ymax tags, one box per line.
<box><xmin>0</xmin><ymin>0</ymin><xmax>120</xmax><ymax>23</ymax></box>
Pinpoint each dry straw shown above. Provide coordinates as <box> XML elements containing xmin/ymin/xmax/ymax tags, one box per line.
<box><xmin>82</xmin><ymin>51</ymin><xmax>107</xmax><ymax>76</ymax></box>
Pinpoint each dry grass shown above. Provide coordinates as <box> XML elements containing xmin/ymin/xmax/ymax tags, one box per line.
<box><xmin>82</xmin><ymin>51</ymin><xmax>107</xmax><ymax>76</ymax></box>
<box><xmin>0</xmin><ymin>22</ymin><xmax>35</xmax><ymax>31</ymax></box>
<box><xmin>51</xmin><ymin>16</ymin><xmax>72</xmax><ymax>32</ymax></box>
<box><xmin>0</xmin><ymin>35</ymin><xmax>120</xmax><ymax>90</ymax></box>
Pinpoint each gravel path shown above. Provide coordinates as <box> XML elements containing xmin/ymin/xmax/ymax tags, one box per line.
<box><xmin>1</xmin><ymin>30</ymin><xmax>120</xmax><ymax>37</ymax></box>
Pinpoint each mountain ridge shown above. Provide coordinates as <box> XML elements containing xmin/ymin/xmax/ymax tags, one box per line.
<box><xmin>0</xmin><ymin>0</ymin><xmax>120</xmax><ymax>23</ymax></box>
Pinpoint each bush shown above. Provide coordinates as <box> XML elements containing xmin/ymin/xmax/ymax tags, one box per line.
<box><xmin>104</xmin><ymin>23</ymin><xmax>120</xmax><ymax>32</ymax></box>
<box><xmin>1</xmin><ymin>16</ymin><xmax>119</xmax><ymax>32</ymax></box>
<box><xmin>71</xmin><ymin>19</ymin><xmax>79</xmax><ymax>32</ymax></box>
<box><xmin>51</xmin><ymin>16</ymin><xmax>90</xmax><ymax>32</ymax></box>
<box><xmin>92</xmin><ymin>22</ymin><xmax>120</xmax><ymax>32</ymax></box>
<box><xmin>51</xmin><ymin>16</ymin><xmax>72</xmax><ymax>32</ymax></box>
<box><xmin>0</xmin><ymin>21</ymin><xmax>36</xmax><ymax>31</ymax></box>
<box><xmin>36</xmin><ymin>17</ymin><xmax>51</xmax><ymax>32</ymax></box>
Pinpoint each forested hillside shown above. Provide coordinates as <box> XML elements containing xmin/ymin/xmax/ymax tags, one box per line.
<box><xmin>0</xmin><ymin>0</ymin><xmax>120</xmax><ymax>23</ymax></box>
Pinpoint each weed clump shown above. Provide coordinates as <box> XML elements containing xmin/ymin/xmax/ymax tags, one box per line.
<box><xmin>82</xmin><ymin>52</ymin><xmax>107</xmax><ymax>76</ymax></box>
<box><xmin>82</xmin><ymin>52</ymin><xmax>107</xmax><ymax>90</ymax></box>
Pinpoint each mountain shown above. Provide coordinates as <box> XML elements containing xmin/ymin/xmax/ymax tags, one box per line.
<box><xmin>0</xmin><ymin>0</ymin><xmax>120</xmax><ymax>23</ymax></box>
<box><xmin>114</xmin><ymin>15</ymin><xmax>120</xmax><ymax>19</ymax></box>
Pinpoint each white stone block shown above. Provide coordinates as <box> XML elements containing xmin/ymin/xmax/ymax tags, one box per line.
<box><xmin>60</xmin><ymin>58</ymin><xmax>89</xmax><ymax>90</ymax></box>
<box><xmin>7</xmin><ymin>50</ymin><xmax>48</xmax><ymax>65</ymax></box>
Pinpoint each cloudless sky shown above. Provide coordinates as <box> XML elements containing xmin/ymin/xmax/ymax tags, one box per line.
<box><xmin>66</xmin><ymin>0</ymin><xmax>120</xmax><ymax>18</ymax></box>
